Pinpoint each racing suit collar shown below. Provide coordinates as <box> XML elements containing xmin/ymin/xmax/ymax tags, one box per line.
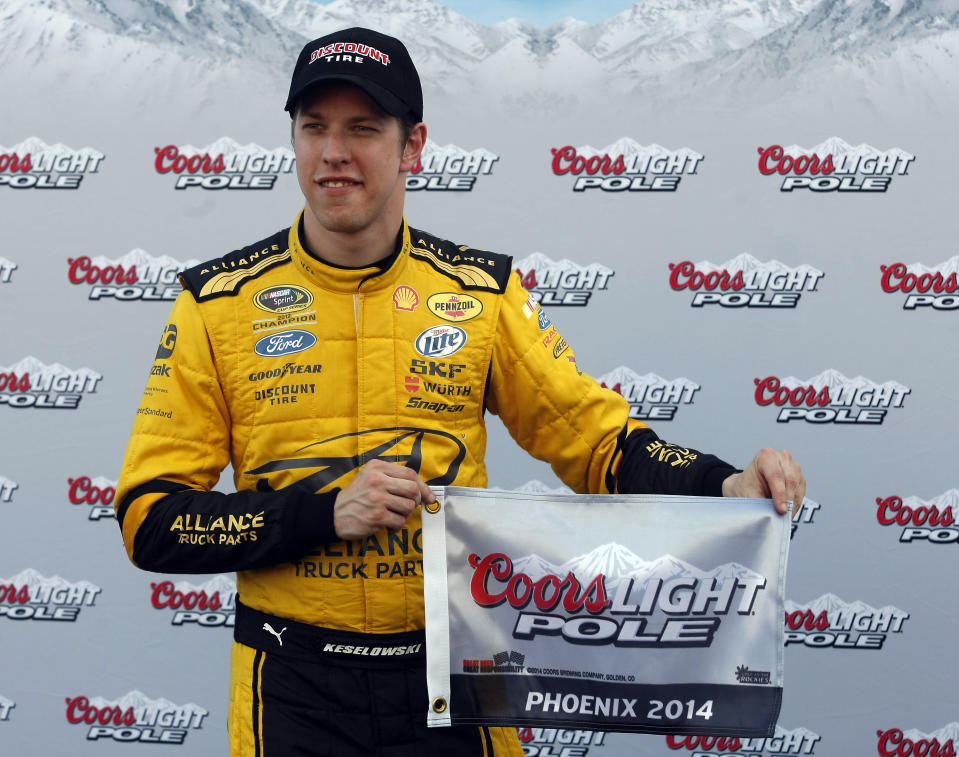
<box><xmin>288</xmin><ymin>208</ymin><xmax>411</xmax><ymax>293</ymax></box>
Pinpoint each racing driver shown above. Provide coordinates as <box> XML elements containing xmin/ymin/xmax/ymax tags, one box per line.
<box><xmin>115</xmin><ymin>26</ymin><xmax>806</xmax><ymax>757</ymax></box>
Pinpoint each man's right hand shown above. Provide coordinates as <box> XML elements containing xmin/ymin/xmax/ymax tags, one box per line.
<box><xmin>333</xmin><ymin>459</ymin><xmax>436</xmax><ymax>540</ymax></box>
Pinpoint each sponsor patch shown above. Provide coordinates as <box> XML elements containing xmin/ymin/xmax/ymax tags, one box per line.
<box><xmin>253</xmin><ymin>285</ymin><xmax>313</xmax><ymax>314</ymax></box>
<box><xmin>393</xmin><ymin>285</ymin><xmax>419</xmax><ymax>312</ymax></box>
<box><xmin>427</xmin><ymin>292</ymin><xmax>482</xmax><ymax>322</ymax></box>
<box><xmin>254</xmin><ymin>330</ymin><xmax>317</xmax><ymax>358</ymax></box>
<box><xmin>414</xmin><ymin>325</ymin><xmax>466</xmax><ymax>358</ymax></box>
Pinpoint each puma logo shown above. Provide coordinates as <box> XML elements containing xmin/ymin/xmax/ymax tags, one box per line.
<box><xmin>262</xmin><ymin>622</ymin><xmax>287</xmax><ymax>646</ymax></box>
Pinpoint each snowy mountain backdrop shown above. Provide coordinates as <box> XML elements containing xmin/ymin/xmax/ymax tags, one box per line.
<box><xmin>2</xmin><ymin>0</ymin><xmax>956</xmax><ymax>121</ymax></box>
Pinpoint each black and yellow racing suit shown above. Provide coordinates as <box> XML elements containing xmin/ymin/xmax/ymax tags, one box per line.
<box><xmin>116</xmin><ymin>211</ymin><xmax>736</xmax><ymax>756</ymax></box>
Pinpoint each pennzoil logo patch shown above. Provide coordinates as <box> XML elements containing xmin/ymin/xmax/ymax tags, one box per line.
<box><xmin>427</xmin><ymin>292</ymin><xmax>483</xmax><ymax>322</ymax></box>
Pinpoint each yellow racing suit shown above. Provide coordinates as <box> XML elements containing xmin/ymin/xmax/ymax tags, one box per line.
<box><xmin>116</xmin><ymin>211</ymin><xmax>736</xmax><ymax>756</ymax></box>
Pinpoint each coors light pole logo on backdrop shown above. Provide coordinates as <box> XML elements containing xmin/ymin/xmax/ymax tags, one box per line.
<box><xmin>407</xmin><ymin>139</ymin><xmax>498</xmax><ymax>191</ymax></box>
<box><xmin>877</xmin><ymin>725</ymin><xmax>959</xmax><ymax>757</ymax></box>
<box><xmin>0</xmin><ymin>475</ymin><xmax>19</xmax><ymax>504</ymax></box>
<box><xmin>753</xmin><ymin>370</ymin><xmax>910</xmax><ymax>424</ymax></box>
<box><xmin>468</xmin><ymin>544</ymin><xmax>766</xmax><ymax>648</ymax></box>
<box><xmin>68</xmin><ymin>476</ymin><xmax>116</xmax><ymax>521</ymax></box>
<box><xmin>0</xmin><ymin>569</ymin><xmax>100</xmax><ymax>621</ymax></box>
<box><xmin>667</xmin><ymin>725</ymin><xmax>822</xmax><ymax>756</ymax></box>
<box><xmin>67</xmin><ymin>251</ymin><xmax>200</xmax><ymax>301</ymax></box>
<box><xmin>757</xmin><ymin>138</ymin><xmax>915</xmax><ymax>192</ymax></box>
<box><xmin>551</xmin><ymin>139</ymin><xmax>703</xmax><ymax>192</ymax></box>
<box><xmin>517</xmin><ymin>727</ymin><xmax>609</xmax><ymax>755</ymax></box>
<box><xmin>0</xmin><ymin>137</ymin><xmax>104</xmax><ymax>189</ymax></box>
<box><xmin>64</xmin><ymin>691</ymin><xmax>207</xmax><ymax>744</ymax></box>
<box><xmin>790</xmin><ymin>498</ymin><xmax>821</xmax><ymax>540</ymax></box>
<box><xmin>880</xmin><ymin>255</ymin><xmax>959</xmax><ymax>311</ymax></box>
<box><xmin>149</xmin><ymin>574</ymin><xmax>237</xmax><ymax>628</ymax></box>
<box><xmin>597</xmin><ymin>366</ymin><xmax>699</xmax><ymax>422</ymax></box>
<box><xmin>154</xmin><ymin>138</ymin><xmax>294</xmax><ymax>189</ymax></box>
<box><xmin>669</xmin><ymin>255</ymin><xmax>824</xmax><ymax>308</ymax></box>
<box><xmin>514</xmin><ymin>253</ymin><xmax>614</xmax><ymax>306</ymax></box>
<box><xmin>784</xmin><ymin>594</ymin><xmax>908</xmax><ymax>650</ymax></box>
<box><xmin>0</xmin><ymin>357</ymin><xmax>102</xmax><ymax>410</ymax></box>
<box><xmin>0</xmin><ymin>256</ymin><xmax>16</xmax><ymax>283</ymax></box>
<box><xmin>875</xmin><ymin>489</ymin><xmax>959</xmax><ymax>545</ymax></box>
<box><xmin>0</xmin><ymin>695</ymin><xmax>13</xmax><ymax>721</ymax></box>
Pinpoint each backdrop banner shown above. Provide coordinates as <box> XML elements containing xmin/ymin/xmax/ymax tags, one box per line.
<box><xmin>423</xmin><ymin>487</ymin><xmax>791</xmax><ymax>736</ymax></box>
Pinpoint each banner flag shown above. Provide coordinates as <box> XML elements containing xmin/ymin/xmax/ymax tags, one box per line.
<box><xmin>423</xmin><ymin>487</ymin><xmax>791</xmax><ymax>736</ymax></box>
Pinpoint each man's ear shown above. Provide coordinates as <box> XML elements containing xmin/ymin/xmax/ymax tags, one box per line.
<box><xmin>400</xmin><ymin>122</ymin><xmax>427</xmax><ymax>171</ymax></box>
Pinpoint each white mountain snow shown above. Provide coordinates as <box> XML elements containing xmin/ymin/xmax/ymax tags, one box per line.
<box><xmin>0</xmin><ymin>0</ymin><xmax>954</xmax><ymax>115</ymax></box>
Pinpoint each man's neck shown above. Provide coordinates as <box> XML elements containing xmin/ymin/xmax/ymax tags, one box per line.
<box><xmin>301</xmin><ymin>210</ymin><xmax>403</xmax><ymax>268</ymax></box>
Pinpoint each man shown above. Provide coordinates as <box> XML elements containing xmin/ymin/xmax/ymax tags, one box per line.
<box><xmin>116</xmin><ymin>27</ymin><xmax>804</xmax><ymax>757</ymax></box>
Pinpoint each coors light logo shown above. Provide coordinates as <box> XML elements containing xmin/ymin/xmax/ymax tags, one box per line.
<box><xmin>64</xmin><ymin>690</ymin><xmax>207</xmax><ymax>744</ymax></box>
<box><xmin>68</xmin><ymin>476</ymin><xmax>116</xmax><ymax>521</ymax></box>
<box><xmin>469</xmin><ymin>544</ymin><xmax>766</xmax><ymax>646</ymax></box>
<box><xmin>517</xmin><ymin>727</ymin><xmax>609</xmax><ymax>755</ymax></box>
<box><xmin>881</xmin><ymin>255</ymin><xmax>959</xmax><ymax>311</ymax></box>
<box><xmin>514</xmin><ymin>253</ymin><xmax>614</xmax><ymax>306</ymax></box>
<box><xmin>0</xmin><ymin>357</ymin><xmax>102</xmax><ymax>410</ymax></box>
<box><xmin>876</xmin><ymin>489</ymin><xmax>959</xmax><ymax>545</ymax></box>
<box><xmin>877</xmin><ymin>724</ymin><xmax>959</xmax><ymax>757</ymax></box>
<box><xmin>757</xmin><ymin>138</ymin><xmax>914</xmax><ymax>192</ymax></box>
<box><xmin>407</xmin><ymin>139</ymin><xmax>498</xmax><ymax>191</ymax></box>
<box><xmin>754</xmin><ymin>370</ymin><xmax>910</xmax><ymax>424</ymax></box>
<box><xmin>0</xmin><ymin>475</ymin><xmax>19</xmax><ymax>503</ymax></box>
<box><xmin>67</xmin><ymin>250</ymin><xmax>200</xmax><ymax>301</ymax></box>
<box><xmin>154</xmin><ymin>138</ymin><xmax>294</xmax><ymax>189</ymax></box>
<box><xmin>150</xmin><ymin>574</ymin><xmax>237</xmax><ymax>628</ymax></box>
<box><xmin>0</xmin><ymin>569</ymin><xmax>100</xmax><ymax>621</ymax></box>
<box><xmin>598</xmin><ymin>366</ymin><xmax>699</xmax><ymax>422</ymax></box>
<box><xmin>790</xmin><ymin>498</ymin><xmax>821</xmax><ymax>540</ymax></box>
<box><xmin>784</xmin><ymin>594</ymin><xmax>908</xmax><ymax>650</ymax></box>
<box><xmin>669</xmin><ymin>254</ymin><xmax>824</xmax><ymax>308</ymax></box>
<box><xmin>552</xmin><ymin>138</ymin><xmax>702</xmax><ymax>192</ymax></box>
<box><xmin>666</xmin><ymin>725</ymin><xmax>822</xmax><ymax>756</ymax></box>
<box><xmin>0</xmin><ymin>695</ymin><xmax>13</xmax><ymax>721</ymax></box>
<box><xmin>0</xmin><ymin>137</ymin><xmax>104</xmax><ymax>189</ymax></box>
<box><xmin>0</xmin><ymin>256</ymin><xmax>16</xmax><ymax>283</ymax></box>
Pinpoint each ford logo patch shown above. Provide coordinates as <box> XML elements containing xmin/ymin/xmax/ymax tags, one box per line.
<box><xmin>254</xmin><ymin>329</ymin><xmax>317</xmax><ymax>357</ymax></box>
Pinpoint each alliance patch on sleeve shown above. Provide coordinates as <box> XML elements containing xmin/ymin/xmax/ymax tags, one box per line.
<box><xmin>179</xmin><ymin>229</ymin><xmax>292</xmax><ymax>301</ymax></box>
<box><xmin>409</xmin><ymin>229</ymin><xmax>512</xmax><ymax>293</ymax></box>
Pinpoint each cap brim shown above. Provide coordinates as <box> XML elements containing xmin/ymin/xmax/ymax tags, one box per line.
<box><xmin>286</xmin><ymin>74</ymin><xmax>412</xmax><ymax>119</ymax></box>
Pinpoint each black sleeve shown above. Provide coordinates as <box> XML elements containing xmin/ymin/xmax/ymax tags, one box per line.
<box><xmin>117</xmin><ymin>482</ymin><xmax>339</xmax><ymax>574</ymax></box>
<box><xmin>615</xmin><ymin>425</ymin><xmax>739</xmax><ymax>497</ymax></box>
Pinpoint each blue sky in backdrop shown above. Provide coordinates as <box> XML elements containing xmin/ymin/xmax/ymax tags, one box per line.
<box><xmin>313</xmin><ymin>1</ymin><xmax>638</xmax><ymax>26</ymax></box>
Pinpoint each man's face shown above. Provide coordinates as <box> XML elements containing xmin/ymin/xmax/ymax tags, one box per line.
<box><xmin>292</xmin><ymin>82</ymin><xmax>422</xmax><ymax>241</ymax></box>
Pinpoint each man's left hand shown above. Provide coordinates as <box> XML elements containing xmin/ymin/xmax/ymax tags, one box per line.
<box><xmin>721</xmin><ymin>447</ymin><xmax>806</xmax><ymax>516</ymax></box>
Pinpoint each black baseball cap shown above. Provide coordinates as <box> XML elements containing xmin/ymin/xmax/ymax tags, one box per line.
<box><xmin>285</xmin><ymin>28</ymin><xmax>423</xmax><ymax>122</ymax></box>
